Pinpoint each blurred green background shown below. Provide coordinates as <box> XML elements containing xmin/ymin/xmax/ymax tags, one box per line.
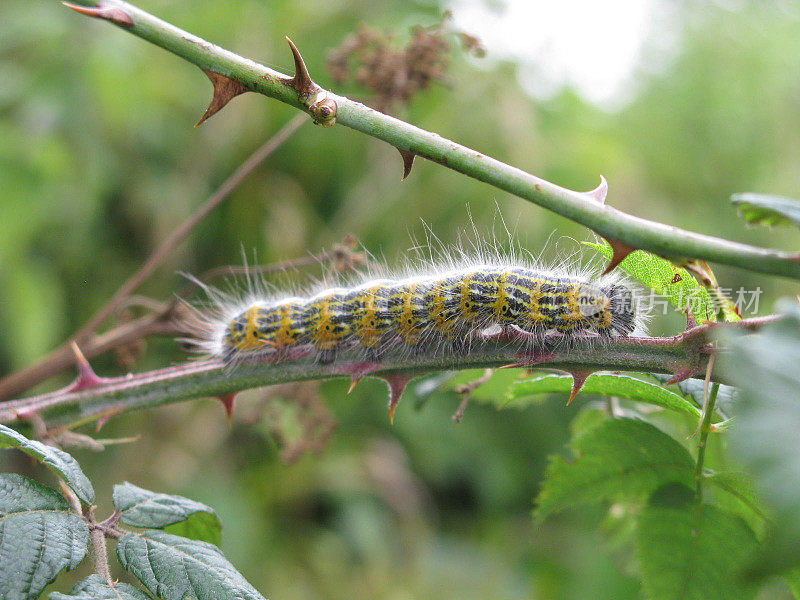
<box><xmin>2</xmin><ymin>0</ymin><xmax>800</xmax><ymax>598</ymax></box>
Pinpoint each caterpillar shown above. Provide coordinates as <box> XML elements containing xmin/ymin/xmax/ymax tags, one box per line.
<box><xmin>192</xmin><ymin>247</ymin><xmax>645</xmax><ymax>421</ymax></box>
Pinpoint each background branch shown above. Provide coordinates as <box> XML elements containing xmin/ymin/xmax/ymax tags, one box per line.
<box><xmin>62</xmin><ymin>0</ymin><xmax>800</xmax><ymax>282</ymax></box>
<box><xmin>0</xmin><ymin>114</ymin><xmax>306</xmax><ymax>401</ymax></box>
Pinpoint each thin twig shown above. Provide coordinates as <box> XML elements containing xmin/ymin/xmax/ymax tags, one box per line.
<box><xmin>0</xmin><ymin>114</ymin><xmax>305</xmax><ymax>401</ymax></box>
<box><xmin>694</xmin><ymin>355</ymin><xmax>720</xmax><ymax>504</ymax></box>
<box><xmin>85</xmin><ymin>506</ymin><xmax>114</xmax><ymax>584</ymax></box>
<box><xmin>452</xmin><ymin>368</ymin><xmax>493</xmax><ymax>422</ymax></box>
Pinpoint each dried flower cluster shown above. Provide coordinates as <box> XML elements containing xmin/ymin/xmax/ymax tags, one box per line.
<box><xmin>327</xmin><ymin>15</ymin><xmax>484</xmax><ymax>112</ymax></box>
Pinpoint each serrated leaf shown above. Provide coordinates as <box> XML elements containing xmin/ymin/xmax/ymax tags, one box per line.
<box><xmin>117</xmin><ymin>530</ymin><xmax>265</xmax><ymax>600</ymax></box>
<box><xmin>724</xmin><ymin>302</ymin><xmax>800</xmax><ymax>574</ymax></box>
<box><xmin>731</xmin><ymin>193</ymin><xmax>800</xmax><ymax>228</ymax></box>
<box><xmin>0</xmin><ymin>424</ymin><xmax>94</xmax><ymax>504</ymax></box>
<box><xmin>584</xmin><ymin>240</ymin><xmax>714</xmax><ymax>321</ymax></box>
<box><xmin>636</xmin><ymin>484</ymin><xmax>758</xmax><ymax>600</ymax></box>
<box><xmin>535</xmin><ymin>418</ymin><xmax>694</xmax><ymax>521</ymax></box>
<box><xmin>0</xmin><ymin>473</ymin><xmax>89</xmax><ymax>600</ymax></box>
<box><xmin>50</xmin><ymin>574</ymin><xmax>151</xmax><ymax>600</ymax></box>
<box><xmin>113</xmin><ymin>482</ymin><xmax>222</xmax><ymax>545</ymax></box>
<box><xmin>508</xmin><ymin>373</ymin><xmax>701</xmax><ymax>419</ymax></box>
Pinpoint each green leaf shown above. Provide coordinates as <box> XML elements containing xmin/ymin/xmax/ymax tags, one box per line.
<box><xmin>508</xmin><ymin>373</ymin><xmax>701</xmax><ymax>419</ymax></box>
<box><xmin>724</xmin><ymin>302</ymin><xmax>800</xmax><ymax>573</ymax></box>
<box><xmin>0</xmin><ymin>424</ymin><xmax>94</xmax><ymax>504</ymax></box>
<box><xmin>50</xmin><ymin>574</ymin><xmax>151</xmax><ymax>600</ymax></box>
<box><xmin>784</xmin><ymin>568</ymin><xmax>800</xmax><ymax>599</ymax></box>
<box><xmin>0</xmin><ymin>473</ymin><xmax>89</xmax><ymax>600</ymax></box>
<box><xmin>651</xmin><ymin>374</ymin><xmax>738</xmax><ymax>419</ymax></box>
<box><xmin>636</xmin><ymin>483</ymin><xmax>758</xmax><ymax>600</ymax></box>
<box><xmin>535</xmin><ymin>418</ymin><xmax>695</xmax><ymax>521</ymax></box>
<box><xmin>117</xmin><ymin>530</ymin><xmax>266</xmax><ymax>600</ymax></box>
<box><xmin>704</xmin><ymin>471</ymin><xmax>770</xmax><ymax>528</ymax></box>
<box><xmin>584</xmin><ymin>240</ymin><xmax>714</xmax><ymax>321</ymax></box>
<box><xmin>113</xmin><ymin>481</ymin><xmax>222</xmax><ymax>545</ymax></box>
<box><xmin>731</xmin><ymin>193</ymin><xmax>800</xmax><ymax>228</ymax></box>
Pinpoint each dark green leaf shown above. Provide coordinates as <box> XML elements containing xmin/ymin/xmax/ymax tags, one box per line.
<box><xmin>731</xmin><ymin>193</ymin><xmax>800</xmax><ymax>228</ymax></box>
<box><xmin>50</xmin><ymin>574</ymin><xmax>151</xmax><ymax>600</ymax></box>
<box><xmin>0</xmin><ymin>473</ymin><xmax>89</xmax><ymax>600</ymax></box>
<box><xmin>0</xmin><ymin>424</ymin><xmax>94</xmax><ymax>504</ymax></box>
<box><xmin>508</xmin><ymin>373</ymin><xmax>701</xmax><ymax>418</ymax></box>
<box><xmin>584</xmin><ymin>240</ymin><xmax>714</xmax><ymax>321</ymax></box>
<box><xmin>724</xmin><ymin>302</ymin><xmax>800</xmax><ymax>573</ymax></box>
<box><xmin>113</xmin><ymin>482</ymin><xmax>221</xmax><ymax>545</ymax></box>
<box><xmin>535</xmin><ymin>418</ymin><xmax>695</xmax><ymax>521</ymax></box>
<box><xmin>117</xmin><ymin>530</ymin><xmax>265</xmax><ymax>600</ymax></box>
<box><xmin>637</xmin><ymin>484</ymin><xmax>758</xmax><ymax>600</ymax></box>
<box><xmin>704</xmin><ymin>471</ymin><xmax>770</xmax><ymax>528</ymax></box>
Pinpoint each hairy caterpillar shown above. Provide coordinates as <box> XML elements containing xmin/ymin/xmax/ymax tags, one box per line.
<box><xmin>193</xmin><ymin>248</ymin><xmax>645</xmax><ymax>382</ymax></box>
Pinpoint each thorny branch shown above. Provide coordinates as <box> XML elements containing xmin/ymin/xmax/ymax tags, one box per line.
<box><xmin>59</xmin><ymin>0</ymin><xmax>800</xmax><ymax>284</ymax></box>
<box><xmin>0</xmin><ymin>317</ymin><xmax>778</xmax><ymax>430</ymax></box>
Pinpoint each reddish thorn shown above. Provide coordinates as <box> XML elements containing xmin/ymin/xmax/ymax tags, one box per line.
<box><xmin>601</xmin><ymin>239</ymin><xmax>636</xmax><ymax>275</ymax></box>
<box><xmin>398</xmin><ymin>149</ymin><xmax>416</xmax><ymax>180</ymax></box>
<box><xmin>10</xmin><ymin>407</ymin><xmax>37</xmax><ymax>421</ymax></box>
<box><xmin>62</xmin><ymin>2</ymin><xmax>133</xmax><ymax>28</ymax></box>
<box><xmin>95</xmin><ymin>407</ymin><xmax>123</xmax><ymax>432</ymax></box>
<box><xmin>665</xmin><ymin>368</ymin><xmax>694</xmax><ymax>385</ymax></box>
<box><xmin>347</xmin><ymin>376</ymin><xmax>361</xmax><ymax>395</ymax></box>
<box><xmin>285</xmin><ymin>37</ymin><xmax>316</xmax><ymax>95</ymax></box>
<box><xmin>500</xmin><ymin>351</ymin><xmax>557</xmax><ymax>370</ymax></box>
<box><xmin>196</xmin><ymin>70</ymin><xmax>249</xmax><ymax>126</ymax></box>
<box><xmin>684</xmin><ymin>300</ymin><xmax>698</xmax><ymax>330</ymax></box>
<box><xmin>66</xmin><ymin>342</ymin><xmax>110</xmax><ymax>392</ymax></box>
<box><xmin>378</xmin><ymin>374</ymin><xmax>413</xmax><ymax>424</ymax></box>
<box><xmin>566</xmin><ymin>370</ymin><xmax>593</xmax><ymax>405</ymax></box>
<box><xmin>217</xmin><ymin>393</ymin><xmax>236</xmax><ymax>422</ymax></box>
<box><xmin>585</xmin><ymin>175</ymin><xmax>608</xmax><ymax>204</ymax></box>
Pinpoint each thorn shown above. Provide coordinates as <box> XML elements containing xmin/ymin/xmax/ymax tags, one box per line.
<box><xmin>566</xmin><ymin>370</ymin><xmax>593</xmax><ymax>405</ymax></box>
<box><xmin>379</xmin><ymin>374</ymin><xmax>413</xmax><ymax>424</ymax></box>
<box><xmin>66</xmin><ymin>342</ymin><xmax>110</xmax><ymax>392</ymax></box>
<box><xmin>684</xmin><ymin>299</ymin><xmax>698</xmax><ymax>330</ymax></box>
<box><xmin>217</xmin><ymin>393</ymin><xmax>236</xmax><ymax>424</ymax></box>
<box><xmin>585</xmin><ymin>175</ymin><xmax>608</xmax><ymax>204</ymax></box>
<box><xmin>196</xmin><ymin>70</ymin><xmax>250</xmax><ymax>126</ymax></box>
<box><xmin>347</xmin><ymin>376</ymin><xmax>361</xmax><ymax>394</ymax></box>
<box><xmin>398</xmin><ymin>149</ymin><xmax>416</xmax><ymax>180</ymax></box>
<box><xmin>95</xmin><ymin>407</ymin><xmax>123</xmax><ymax>432</ymax></box>
<box><xmin>62</xmin><ymin>2</ymin><xmax>133</xmax><ymax>28</ymax></box>
<box><xmin>499</xmin><ymin>351</ymin><xmax>556</xmax><ymax>370</ymax></box>
<box><xmin>601</xmin><ymin>239</ymin><xmax>636</xmax><ymax>275</ymax></box>
<box><xmin>498</xmin><ymin>362</ymin><xmax>523</xmax><ymax>370</ymax></box>
<box><xmin>285</xmin><ymin>37</ymin><xmax>316</xmax><ymax>95</ymax></box>
<box><xmin>665</xmin><ymin>367</ymin><xmax>694</xmax><ymax>385</ymax></box>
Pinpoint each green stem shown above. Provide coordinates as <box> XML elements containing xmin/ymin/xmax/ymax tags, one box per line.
<box><xmin>0</xmin><ymin>318</ymin><xmax>772</xmax><ymax>427</ymax></box>
<box><xmin>694</xmin><ymin>382</ymin><xmax>720</xmax><ymax>504</ymax></box>
<box><xmin>66</xmin><ymin>0</ymin><xmax>800</xmax><ymax>280</ymax></box>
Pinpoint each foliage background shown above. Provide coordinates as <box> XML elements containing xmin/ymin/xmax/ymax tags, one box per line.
<box><xmin>1</xmin><ymin>0</ymin><xmax>800</xmax><ymax>598</ymax></box>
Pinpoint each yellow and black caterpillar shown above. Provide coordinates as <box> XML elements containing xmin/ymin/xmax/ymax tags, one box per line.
<box><xmin>207</xmin><ymin>264</ymin><xmax>640</xmax><ymax>365</ymax></box>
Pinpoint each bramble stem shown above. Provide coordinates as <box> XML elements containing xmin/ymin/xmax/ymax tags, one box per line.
<box><xmin>64</xmin><ymin>0</ymin><xmax>800</xmax><ymax>280</ymax></box>
<box><xmin>0</xmin><ymin>318</ymin><xmax>774</xmax><ymax>427</ymax></box>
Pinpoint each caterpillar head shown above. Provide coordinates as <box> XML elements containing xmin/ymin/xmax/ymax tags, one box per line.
<box><xmin>575</xmin><ymin>281</ymin><xmax>637</xmax><ymax>336</ymax></box>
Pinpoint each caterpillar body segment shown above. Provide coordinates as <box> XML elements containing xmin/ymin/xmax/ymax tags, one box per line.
<box><xmin>216</xmin><ymin>265</ymin><xmax>641</xmax><ymax>365</ymax></box>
